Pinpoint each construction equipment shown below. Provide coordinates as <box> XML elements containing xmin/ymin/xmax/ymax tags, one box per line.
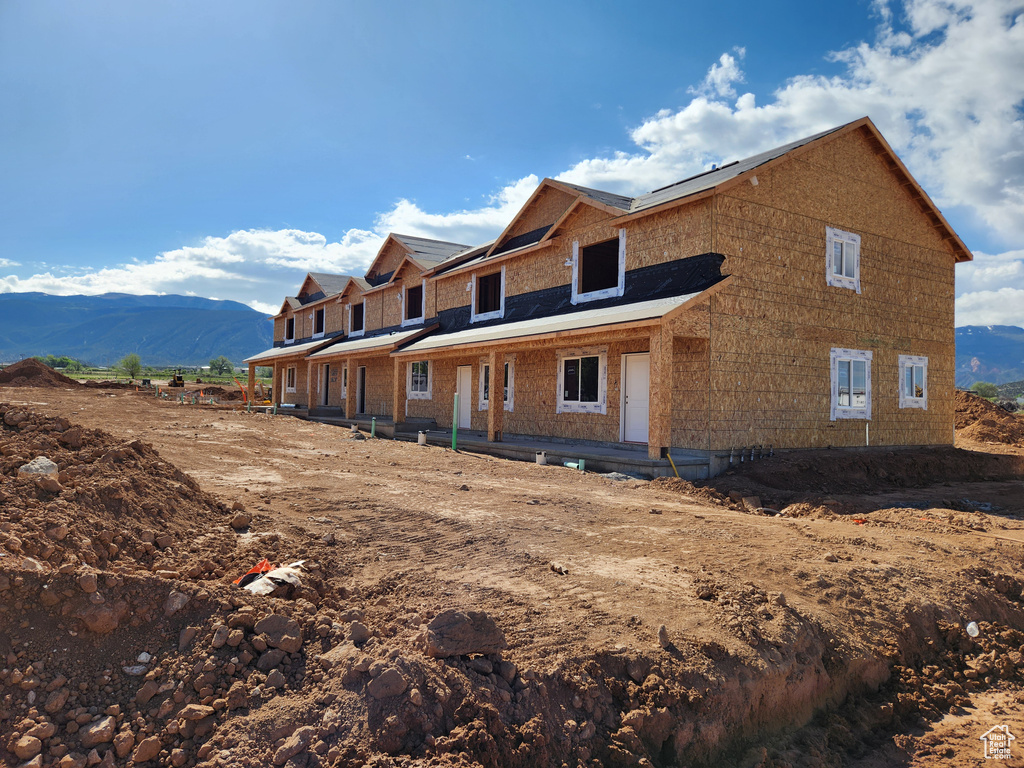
<box><xmin>168</xmin><ymin>370</ymin><xmax>185</xmax><ymax>388</ymax></box>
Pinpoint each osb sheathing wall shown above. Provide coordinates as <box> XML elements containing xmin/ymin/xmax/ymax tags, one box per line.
<box><xmin>367</xmin><ymin>240</ymin><xmax>408</xmax><ymax>283</ymax></box>
<box><xmin>310</xmin><ymin>362</ymin><xmax>346</xmax><ymax>408</ymax></box>
<box><xmin>404</xmin><ymin>356</ymin><xmax>473</xmax><ymax>427</ymax></box>
<box><xmin>357</xmin><ymin>357</ymin><xmax>394</xmax><ymax>417</ymax></box>
<box><xmin>707</xmin><ymin>127</ymin><xmax>958</xmax><ymax>450</ymax></box>
<box><xmin>276</xmin><ymin>359</ymin><xmax>308</xmax><ymax>406</ymax></box>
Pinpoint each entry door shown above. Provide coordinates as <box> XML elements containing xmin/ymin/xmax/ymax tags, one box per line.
<box><xmin>456</xmin><ymin>366</ymin><xmax>473</xmax><ymax>429</ymax></box>
<box><xmin>321</xmin><ymin>364</ymin><xmax>330</xmax><ymax>406</ymax></box>
<box><xmin>622</xmin><ymin>353</ymin><xmax>650</xmax><ymax>443</ymax></box>
<box><xmin>357</xmin><ymin>366</ymin><xmax>367</xmax><ymax>414</ymax></box>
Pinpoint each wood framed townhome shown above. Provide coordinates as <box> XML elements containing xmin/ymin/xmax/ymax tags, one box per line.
<box><xmin>245</xmin><ymin>117</ymin><xmax>971</xmax><ymax>476</ymax></box>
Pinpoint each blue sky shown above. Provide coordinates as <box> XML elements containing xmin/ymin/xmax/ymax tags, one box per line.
<box><xmin>1</xmin><ymin>0</ymin><xmax>1022</xmax><ymax>324</ymax></box>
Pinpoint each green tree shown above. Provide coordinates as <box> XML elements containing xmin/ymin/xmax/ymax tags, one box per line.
<box><xmin>970</xmin><ymin>381</ymin><xmax>999</xmax><ymax>399</ymax></box>
<box><xmin>118</xmin><ymin>353</ymin><xmax>143</xmax><ymax>381</ymax></box>
<box><xmin>209</xmin><ymin>356</ymin><xmax>234</xmax><ymax>376</ymax></box>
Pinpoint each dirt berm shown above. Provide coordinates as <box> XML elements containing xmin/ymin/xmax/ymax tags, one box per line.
<box><xmin>2</xmin><ymin>386</ymin><xmax>1024</xmax><ymax>767</ymax></box>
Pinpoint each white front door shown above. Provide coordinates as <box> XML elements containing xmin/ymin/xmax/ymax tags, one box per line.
<box><xmin>456</xmin><ymin>366</ymin><xmax>473</xmax><ymax>429</ymax></box>
<box><xmin>622</xmin><ymin>353</ymin><xmax>650</xmax><ymax>443</ymax></box>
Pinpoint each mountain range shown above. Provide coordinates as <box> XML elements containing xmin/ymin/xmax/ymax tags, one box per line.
<box><xmin>0</xmin><ymin>293</ymin><xmax>273</xmax><ymax>367</ymax></box>
<box><xmin>955</xmin><ymin>325</ymin><xmax>1024</xmax><ymax>387</ymax></box>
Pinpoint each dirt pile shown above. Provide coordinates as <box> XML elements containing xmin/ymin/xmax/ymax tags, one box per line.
<box><xmin>4</xmin><ymin>395</ymin><xmax>1024</xmax><ymax>767</ymax></box>
<box><xmin>0</xmin><ymin>359</ymin><xmax>80</xmax><ymax>389</ymax></box>
<box><xmin>196</xmin><ymin>386</ymin><xmax>245</xmax><ymax>402</ymax></box>
<box><xmin>955</xmin><ymin>389</ymin><xmax>1024</xmax><ymax>445</ymax></box>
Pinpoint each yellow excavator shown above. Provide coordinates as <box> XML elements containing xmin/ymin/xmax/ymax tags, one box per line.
<box><xmin>168</xmin><ymin>370</ymin><xmax>185</xmax><ymax>388</ymax></box>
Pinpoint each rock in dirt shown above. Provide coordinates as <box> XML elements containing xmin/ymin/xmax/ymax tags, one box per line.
<box><xmin>273</xmin><ymin>726</ymin><xmax>315</xmax><ymax>766</ymax></box>
<box><xmin>14</xmin><ymin>735</ymin><xmax>43</xmax><ymax>760</ymax></box>
<box><xmin>367</xmin><ymin>668</ymin><xmax>409</xmax><ymax>699</ymax></box>
<box><xmin>79</xmin><ymin>716</ymin><xmax>116</xmax><ymax>748</ymax></box>
<box><xmin>425</xmin><ymin>609</ymin><xmax>507</xmax><ymax>658</ymax></box>
<box><xmin>18</xmin><ymin>456</ymin><xmax>59</xmax><ymax>477</ymax></box>
<box><xmin>229</xmin><ymin>511</ymin><xmax>251</xmax><ymax>529</ymax></box>
<box><xmin>657</xmin><ymin>624</ymin><xmax>671</xmax><ymax>649</ymax></box>
<box><xmin>254</xmin><ymin>614</ymin><xmax>303</xmax><ymax>653</ymax></box>
<box><xmin>179</xmin><ymin>704</ymin><xmax>215</xmax><ymax>721</ymax></box>
<box><xmin>164</xmin><ymin>591</ymin><xmax>189</xmax><ymax>617</ymax></box>
<box><xmin>132</xmin><ymin>736</ymin><xmax>162</xmax><ymax>763</ymax></box>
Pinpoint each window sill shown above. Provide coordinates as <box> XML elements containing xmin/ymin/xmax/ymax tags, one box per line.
<box><xmin>557</xmin><ymin>401</ymin><xmax>605</xmax><ymax>414</ymax></box>
<box><xmin>407</xmin><ymin>391</ymin><xmax>431</xmax><ymax>400</ymax></box>
<box><xmin>349</xmin><ymin>329</ymin><xmax>365</xmax><ymax>338</ymax></box>
<box><xmin>312</xmin><ymin>332</ymin><xmax>325</xmax><ymax>340</ymax></box>
<box><xmin>832</xmin><ymin>408</ymin><xmax>870</xmax><ymax>420</ymax></box>
<box><xmin>284</xmin><ymin>339</ymin><xmax>295</xmax><ymax>345</ymax></box>
<box><xmin>899</xmin><ymin>398</ymin><xmax>928</xmax><ymax>410</ymax></box>
<box><xmin>401</xmin><ymin>318</ymin><xmax>424</xmax><ymax>328</ymax></box>
<box><xmin>470</xmin><ymin>309</ymin><xmax>504</xmax><ymax>324</ymax></box>
<box><xmin>285</xmin><ymin>388</ymin><xmax>297</xmax><ymax>394</ymax></box>
<box><xmin>573</xmin><ymin>285</ymin><xmax>623</xmax><ymax>304</ymax></box>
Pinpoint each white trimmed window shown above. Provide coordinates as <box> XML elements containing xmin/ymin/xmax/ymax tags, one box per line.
<box><xmin>826</xmin><ymin>226</ymin><xmax>861</xmax><ymax>293</ymax></box>
<box><xmin>571</xmin><ymin>229</ymin><xmax>626</xmax><ymax>305</ymax></box>
<box><xmin>479</xmin><ymin>358</ymin><xmax>514</xmax><ymax>411</ymax></box>
<box><xmin>348</xmin><ymin>303</ymin><xmax>364</xmax><ymax>337</ymax></box>
<box><xmin>401</xmin><ymin>281</ymin><xmax>426</xmax><ymax>327</ymax></box>
<box><xmin>899</xmin><ymin>354</ymin><xmax>928</xmax><ymax>409</ymax></box>
<box><xmin>407</xmin><ymin>360</ymin><xmax>431</xmax><ymax>400</ymax></box>
<box><xmin>285</xmin><ymin>366</ymin><xmax>297</xmax><ymax>393</ymax></box>
<box><xmin>285</xmin><ymin>317</ymin><xmax>295</xmax><ymax>344</ymax></box>
<box><xmin>340</xmin><ymin>364</ymin><xmax>347</xmax><ymax>397</ymax></box>
<box><xmin>312</xmin><ymin>307</ymin><xmax>325</xmax><ymax>338</ymax></box>
<box><xmin>830</xmin><ymin>348</ymin><xmax>872</xmax><ymax>420</ymax></box>
<box><xmin>557</xmin><ymin>348</ymin><xmax>607</xmax><ymax>414</ymax></box>
<box><xmin>471</xmin><ymin>267</ymin><xmax>505</xmax><ymax>323</ymax></box>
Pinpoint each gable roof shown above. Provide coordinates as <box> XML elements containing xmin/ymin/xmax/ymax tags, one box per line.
<box><xmin>546</xmin><ymin>117</ymin><xmax>971</xmax><ymax>262</ymax></box>
<box><xmin>307</xmin><ymin>272</ymin><xmax>353</xmax><ymax>297</ymax></box>
<box><xmin>391</xmin><ymin>234</ymin><xmax>471</xmax><ymax>264</ymax></box>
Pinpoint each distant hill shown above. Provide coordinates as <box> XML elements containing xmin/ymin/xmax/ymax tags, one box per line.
<box><xmin>0</xmin><ymin>292</ymin><xmax>273</xmax><ymax>367</ymax></box>
<box><xmin>956</xmin><ymin>325</ymin><xmax>1024</xmax><ymax>387</ymax></box>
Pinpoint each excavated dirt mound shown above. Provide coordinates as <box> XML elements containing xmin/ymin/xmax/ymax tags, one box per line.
<box><xmin>955</xmin><ymin>389</ymin><xmax>1024</xmax><ymax>445</ymax></box>
<box><xmin>197</xmin><ymin>386</ymin><xmax>245</xmax><ymax>402</ymax></box>
<box><xmin>4</xmin><ymin>396</ymin><xmax>1024</xmax><ymax>767</ymax></box>
<box><xmin>0</xmin><ymin>359</ymin><xmax>81</xmax><ymax>389</ymax></box>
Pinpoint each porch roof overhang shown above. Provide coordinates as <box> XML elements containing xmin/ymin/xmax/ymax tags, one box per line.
<box><xmin>243</xmin><ymin>337</ymin><xmax>336</xmax><ymax>364</ymax></box>
<box><xmin>308</xmin><ymin>325</ymin><xmax>435</xmax><ymax>359</ymax></box>
<box><xmin>393</xmin><ymin>291</ymin><xmax>712</xmax><ymax>357</ymax></box>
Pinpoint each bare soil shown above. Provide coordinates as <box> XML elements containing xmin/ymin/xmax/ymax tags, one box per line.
<box><xmin>2</xmin><ymin>379</ymin><xmax>1024</xmax><ymax>768</ymax></box>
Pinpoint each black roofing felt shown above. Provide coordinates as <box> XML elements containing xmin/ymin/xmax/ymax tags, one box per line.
<box><xmin>492</xmin><ymin>225</ymin><xmax>552</xmax><ymax>257</ymax></box>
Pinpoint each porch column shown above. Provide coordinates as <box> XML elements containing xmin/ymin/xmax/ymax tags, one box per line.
<box><xmin>247</xmin><ymin>364</ymin><xmax>255</xmax><ymax>405</ymax></box>
<box><xmin>306</xmin><ymin>360</ymin><xmax>314</xmax><ymax>409</ymax></box>
<box><xmin>346</xmin><ymin>359</ymin><xmax>357</xmax><ymax>417</ymax></box>
<box><xmin>487</xmin><ymin>350</ymin><xmax>504</xmax><ymax>442</ymax></box>
<box><xmin>648</xmin><ymin>325</ymin><xmax>674</xmax><ymax>459</ymax></box>
<box><xmin>393</xmin><ymin>357</ymin><xmax>405</xmax><ymax>427</ymax></box>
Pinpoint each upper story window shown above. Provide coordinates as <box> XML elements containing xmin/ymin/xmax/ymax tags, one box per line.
<box><xmin>471</xmin><ymin>267</ymin><xmax>505</xmax><ymax>323</ymax></box>
<box><xmin>402</xmin><ymin>281</ymin><xmax>425</xmax><ymax>327</ymax></box>
<box><xmin>572</xmin><ymin>228</ymin><xmax>626</xmax><ymax>305</ymax></box>
<box><xmin>899</xmin><ymin>354</ymin><xmax>928</xmax><ymax>410</ymax></box>
<box><xmin>313</xmin><ymin>307</ymin><xmax>325</xmax><ymax>338</ymax></box>
<box><xmin>557</xmin><ymin>348</ymin><xmax>607</xmax><ymax>414</ymax></box>
<box><xmin>349</xmin><ymin>303</ymin><xmax>364</xmax><ymax>337</ymax></box>
<box><xmin>285</xmin><ymin>317</ymin><xmax>295</xmax><ymax>344</ymax></box>
<box><xmin>830</xmin><ymin>348</ymin><xmax>872</xmax><ymax>420</ymax></box>
<box><xmin>826</xmin><ymin>226</ymin><xmax>861</xmax><ymax>293</ymax></box>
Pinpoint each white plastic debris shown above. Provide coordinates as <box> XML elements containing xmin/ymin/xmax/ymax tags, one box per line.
<box><xmin>243</xmin><ymin>560</ymin><xmax>305</xmax><ymax>595</ymax></box>
<box><xmin>966</xmin><ymin>621</ymin><xmax>980</xmax><ymax>637</ymax></box>
<box><xmin>137</xmin><ymin>652</ymin><xmax>152</xmax><ymax>663</ymax></box>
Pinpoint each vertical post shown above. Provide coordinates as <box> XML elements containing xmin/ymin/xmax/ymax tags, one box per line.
<box><xmin>487</xmin><ymin>350</ymin><xmax>504</xmax><ymax>442</ymax></box>
<box><xmin>247</xmin><ymin>364</ymin><xmax>256</xmax><ymax>407</ymax></box>
<box><xmin>346</xmin><ymin>359</ymin><xmax>357</xmax><ymax>419</ymax></box>
<box><xmin>452</xmin><ymin>393</ymin><xmax>459</xmax><ymax>451</ymax></box>
<box><xmin>648</xmin><ymin>325</ymin><xmax>675</xmax><ymax>459</ymax></box>
<box><xmin>392</xmin><ymin>357</ymin><xmax>405</xmax><ymax>431</ymax></box>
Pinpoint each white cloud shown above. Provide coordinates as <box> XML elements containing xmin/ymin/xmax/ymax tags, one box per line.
<box><xmin>374</xmin><ymin>175</ymin><xmax>538</xmax><ymax>247</ymax></box>
<box><xmin>0</xmin><ymin>228</ymin><xmax>384</xmax><ymax>312</ymax></box>
<box><xmin>560</xmin><ymin>0</ymin><xmax>1024</xmax><ymax>249</ymax></box>
<box><xmin>956</xmin><ymin>286</ymin><xmax>1024</xmax><ymax>326</ymax></box>
<box><xmin>0</xmin><ymin>258</ymin><xmax>20</xmax><ymax>268</ymax></box>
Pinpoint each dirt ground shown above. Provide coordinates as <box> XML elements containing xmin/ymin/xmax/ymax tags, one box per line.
<box><xmin>2</xmin><ymin>379</ymin><xmax>1024</xmax><ymax>768</ymax></box>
